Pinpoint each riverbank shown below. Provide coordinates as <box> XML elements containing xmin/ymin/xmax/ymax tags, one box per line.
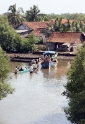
<box><xmin>7</xmin><ymin>52</ymin><xmax>75</xmax><ymax>62</ymax></box>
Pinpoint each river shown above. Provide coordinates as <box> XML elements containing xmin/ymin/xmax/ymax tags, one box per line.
<box><xmin>0</xmin><ymin>59</ymin><xmax>72</xmax><ymax>124</ymax></box>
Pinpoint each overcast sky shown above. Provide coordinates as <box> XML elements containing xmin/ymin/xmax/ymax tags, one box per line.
<box><xmin>0</xmin><ymin>0</ymin><xmax>85</xmax><ymax>14</ymax></box>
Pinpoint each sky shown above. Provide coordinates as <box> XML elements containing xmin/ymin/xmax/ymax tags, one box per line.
<box><xmin>0</xmin><ymin>0</ymin><xmax>85</xmax><ymax>15</ymax></box>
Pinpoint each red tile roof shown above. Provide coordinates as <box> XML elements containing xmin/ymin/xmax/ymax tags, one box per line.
<box><xmin>32</xmin><ymin>29</ymin><xmax>44</xmax><ymax>36</ymax></box>
<box><xmin>23</xmin><ymin>21</ymin><xmax>48</xmax><ymax>30</ymax></box>
<box><xmin>47</xmin><ymin>32</ymin><xmax>82</xmax><ymax>44</ymax></box>
<box><xmin>61</xmin><ymin>19</ymin><xmax>74</xmax><ymax>24</ymax></box>
<box><xmin>49</xmin><ymin>19</ymin><xmax>74</xmax><ymax>24</ymax></box>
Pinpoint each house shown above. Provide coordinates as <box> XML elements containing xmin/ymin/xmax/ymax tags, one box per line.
<box><xmin>15</xmin><ymin>21</ymin><xmax>49</xmax><ymax>43</ymax></box>
<box><xmin>46</xmin><ymin>32</ymin><xmax>85</xmax><ymax>53</ymax></box>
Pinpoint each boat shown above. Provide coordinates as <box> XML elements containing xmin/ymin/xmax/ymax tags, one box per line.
<box><xmin>14</xmin><ymin>63</ymin><xmax>39</xmax><ymax>74</ymax></box>
<box><xmin>30</xmin><ymin>64</ymin><xmax>39</xmax><ymax>73</ymax></box>
<box><xmin>15</xmin><ymin>68</ymin><xmax>30</xmax><ymax>74</ymax></box>
<box><xmin>41</xmin><ymin>51</ymin><xmax>58</xmax><ymax>69</ymax></box>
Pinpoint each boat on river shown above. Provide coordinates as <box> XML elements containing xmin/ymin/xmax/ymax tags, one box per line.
<box><xmin>14</xmin><ymin>63</ymin><xmax>39</xmax><ymax>74</ymax></box>
<box><xmin>15</xmin><ymin>68</ymin><xmax>30</xmax><ymax>74</ymax></box>
<box><xmin>41</xmin><ymin>51</ymin><xmax>58</xmax><ymax>69</ymax></box>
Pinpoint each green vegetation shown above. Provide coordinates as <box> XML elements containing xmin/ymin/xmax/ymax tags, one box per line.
<box><xmin>7</xmin><ymin>4</ymin><xmax>25</xmax><ymax>27</ymax></box>
<box><xmin>46</xmin><ymin>18</ymin><xmax>84</xmax><ymax>33</ymax></box>
<box><xmin>26</xmin><ymin>5</ymin><xmax>41</xmax><ymax>22</ymax></box>
<box><xmin>47</xmin><ymin>13</ymin><xmax>85</xmax><ymax>21</ymax></box>
<box><xmin>3</xmin><ymin>4</ymin><xmax>85</xmax><ymax>22</ymax></box>
<box><xmin>0</xmin><ymin>47</ymin><xmax>14</xmax><ymax>100</ymax></box>
<box><xmin>0</xmin><ymin>16</ymin><xmax>23</xmax><ymax>52</ymax></box>
<box><xmin>63</xmin><ymin>43</ymin><xmax>85</xmax><ymax>124</ymax></box>
<box><xmin>0</xmin><ymin>16</ymin><xmax>39</xmax><ymax>53</ymax></box>
<box><xmin>21</xmin><ymin>33</ymin><xmax>39</xmax><ymax>53</ymax></box>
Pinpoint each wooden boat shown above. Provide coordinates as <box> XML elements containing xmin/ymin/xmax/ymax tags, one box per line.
<box><xmin>14</xmin><ymin>63</ymin><xmax>39</xmax><ymax>74</ymax></box>
<box><xmin>41</xmin><ymin>51</ymin><xmax>58</xmax><ymax>69</ymax></box>
<box><xmin>30</xmin><ymin>64</ymin><xmax>39</xmax><ymax>73</ymax></box>
<box><xmin>15</xmin><ymin>68</ymin><xmax>30</xmax><ymax>74</ymax></box>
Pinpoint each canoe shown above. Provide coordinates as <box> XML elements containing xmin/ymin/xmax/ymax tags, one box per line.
<box><xmin>15</xmin><ymin>68</ymin><xmax>30</xmax><ymax>74</ymax></box>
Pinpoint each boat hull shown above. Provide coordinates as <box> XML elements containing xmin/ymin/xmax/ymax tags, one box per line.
<box><xmin>41</xmin><ymin>61</ymin><xmax>57</xmax><ymax>69</ymax></box>
<box><xmin>15</xmin><ymin>69</ymin><xmax>30</xmax><ymax>74</ymax></box>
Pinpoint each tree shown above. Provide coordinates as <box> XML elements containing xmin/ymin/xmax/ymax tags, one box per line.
<box><xmin>53</xmin><ymin>17</ymin><xmax>63</xmax><ymax>32</ymax></box>
<box><xmin>63</xmin><ymin>19</ymin><xmax>71</xmax><ymax>32</ymax></box>
<box><xmin>63</xmin><ymin>43</ymin><xmax>85</xmax><ymax>124</ymax></box>
<box><xmin>0</xmin><ymin>16</ymin><xmax>23</xmax><ymax>52</ymax></box>
<box><xmin>7</xmin><ymin>4</ymin><xmax>25</xmax><ymax>27</ymax></box>
<box><xmin>71</xmin><ymin>20</ymin><xmax>83</xmax><ymax>32</ymax></box>
<box><xmin>26</xmin><ymin>5</ymin><xmax>40</xmax><ymax>21</ymax></box>
<box><xmin>46</xmin><ymin>17</ymin><xmax>67</xmax><ymax>34</ymax></box>
<box><xmin>22</xmin><ymin>33</ymin><xmax>39</xmax><ymax>52</ymax></box>
<box><xmin>0</xmin><ymin>47</ymin><xmax>14</xmax><ymax>99</ymax></box>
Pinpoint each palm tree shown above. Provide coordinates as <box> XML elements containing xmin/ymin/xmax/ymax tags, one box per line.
<box><xmin>53</xmin><ymin>17</ymin><xmax>63</xmax><ymax>32</ymax></box>
<box><xmin>63</xmin><ymin>19</ymin><xmax>71</xmax><ymax>32</ymax></box>
<box><xmin>26</xmin><ymin>5</ymin><xmax>40</xmax><ymax>22</ymax></box>
<box><xmin>7</xmin><ymin>4</ymin><xmax>25</xmax><ymax>27</ymax></box>
<box><xmin>71</xmin><ymin>20</ymin><xmax>83</xmax><ymax>32</ymax></box>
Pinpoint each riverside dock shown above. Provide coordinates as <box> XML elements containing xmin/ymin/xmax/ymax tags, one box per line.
<box><xmin>8</xmin><ymin>51</ymin><xmax>76</xmax><ymax>62</ymax></box>
<box><xmin>8</xmin><ymin>53</ymin><xmax>41</xmax><ymax>63</ymax></box>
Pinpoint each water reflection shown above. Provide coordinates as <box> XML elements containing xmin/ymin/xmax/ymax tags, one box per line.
<box><xmin>41</xmin><ymin>59</ymin><xmax>71</xmax><ymax>79</ymax></box>
<box><xmin>0</xmin><ymin>59</ymin><xmax>72</xmax><ymax>124</ymax></box>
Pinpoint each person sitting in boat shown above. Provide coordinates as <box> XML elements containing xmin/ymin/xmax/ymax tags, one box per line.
<box><xmin>19</xmin><ymin>67</ymin><xmax>24</xmax><ymax>71</ymax></box>
<box><xmin>24</xmin><ymin>67</ymin><xmax>27</xmax><ymax>70</ymax></box>
<box><xmin>35</xmin><ymin>59</ymin><xmax>39</xmax><ymax>64</ymax></box>
<box><xmin>32</xmin><ymin>64</ymin><xmax>38</xmax><ymax>69</ymax></box>
<box><xmin>15</xmin><ymin>66</ymin><xmax>19</xmax><ymax>74</ymax></box>
<box><xmin>32</xmin><ymin>59</ymin><xmax>36</xmax><ymax>64</ymax></box>
<box><xmin>30</xmin><ymin>65</ymin><xmax>33</xmax><ymax>72</ymax></box>
<box><xmin>44</xmin><ymin>55</ymin><xmax>50</xmax><ymax>62</ymax></box>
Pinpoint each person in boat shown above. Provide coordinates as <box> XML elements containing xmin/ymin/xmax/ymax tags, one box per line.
<box><xmin>44</xmin><ymin>55</ymin><xmax>50</xmax><ymax>62</ymax></box>
<box><xmin>30</xmin><ymin>65</ymin><xmax>33</xmax><ymax>72</ymax></box>
<box><xmin>19</xmin><ymin>67</ymin><xmax>24</xmax><ymax>71</ymax></box>
<box><xmin>32</xmin><ymin>59</ymin><xmax>36</xmax><ymax>64</ymax></box>
<box><xmin>15</xmin><ymin>66</ymin><xmax>19</xmax><ymax>74</ymax></box>
<box><xmin>35</xmin><ymin>59</ymin><xmax>39</xmax><ymax>64</ymax></box>
<box><xmin>32</xmin><ymin>64</ymin><xmax>38</xmax><ymax>69</ymax></box>
<box><xmin>24</xmin><ymin>67</ymin><xmax>27</xmax><ymax>70</ymax></box>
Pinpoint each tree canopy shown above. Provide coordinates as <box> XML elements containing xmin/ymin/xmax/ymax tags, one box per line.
<box><xmin>7</xmin><ymin>4</ymin><xmax>25</xmax><ymax>27</ymax></box>
<box><xmin>0</xmin><ymin>16</ymin><xmax>23</xmax><ymax>52</ymax></box>
<box><xmin>21</xmin><ymin>33</ymin><xmax>39</xmax><ymax>53</ymax></box>
<box><xmin>26</xmin><ymin>5</ymin><xmax>41</xmax><ymax>21</ymax></box>
<box><xmin>0</xmin><ymin>47</ymin><xmax>14</xmax><ymax>100</ymax></box>
<box><xmin>63</xmin><ymin>43</ymin><xmax>85</xmax><ymax>124</ymax></box>
<box><xmin>0</xmin><ymin>16</ymin><xmax>39</xmax><ymax>53</ymax></box>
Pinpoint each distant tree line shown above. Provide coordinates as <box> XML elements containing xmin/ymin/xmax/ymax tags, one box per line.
<box><xmin>48</xmin><ymin>13</ymin><xmax>85</xmax><ymax>21</ymax></box>
<box><xmin>3</xmin><ymin>4</ymin><xmax>85</xmax><ymax>28</ymax></box>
